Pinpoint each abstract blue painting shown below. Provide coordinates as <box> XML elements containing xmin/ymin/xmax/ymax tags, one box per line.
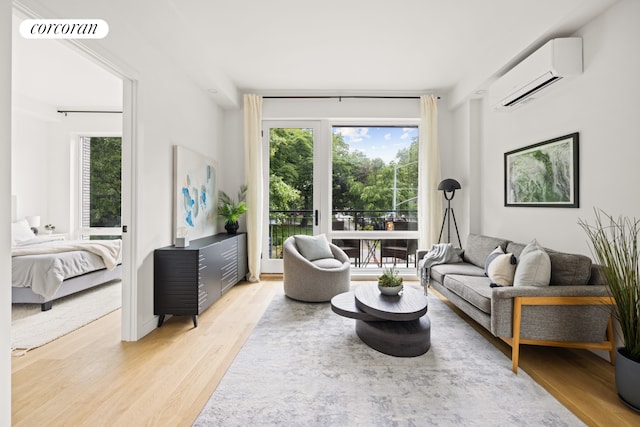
<box><xmin>174</xmin><ymin>146</ymin><xmax>218</xmax><ymax>241</ymax></box>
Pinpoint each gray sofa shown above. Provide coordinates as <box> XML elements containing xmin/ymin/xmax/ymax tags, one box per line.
<box><xmin>418</xmin><ymin>233</ymin><xmax>615</xmax><ymax>373</ymax></box>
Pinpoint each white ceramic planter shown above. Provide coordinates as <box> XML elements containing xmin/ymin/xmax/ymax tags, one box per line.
<box><xmin>378</xmin><ymin>284</ymin><xmax>403</xmax><ymax>296</ymax></box>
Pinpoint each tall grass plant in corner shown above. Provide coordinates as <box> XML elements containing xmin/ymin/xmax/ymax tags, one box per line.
<box><xmin>578</xmin><ymin>209</ymin><xmax>640</xmax><ymax>362</ymax></box>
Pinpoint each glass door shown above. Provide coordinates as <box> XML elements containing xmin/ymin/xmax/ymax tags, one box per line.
<box><xmin>331</xmin><ymin>125</ymin><xmax>420</xmax><ymax>274</ymax></box>
<box><xmin>261</xmin><ymin>121</ymin><xmax>326</xmax><ymax>273</ymax></box>
<box><xmin>260</xmin><ymin>121</ymin><xmax>420</xmax><ymax>275</ymax></box>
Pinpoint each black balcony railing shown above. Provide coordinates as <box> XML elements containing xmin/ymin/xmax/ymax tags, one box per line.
<box><xmin>330</xmin><ymin>209</ymin><xmax>417</xmax><ymax>231</ymax></box>
<box><xmin>268</xmin><ymin>209</ymin><xmax>418</xmax><ymax>268</ymax></box>
<box><xmin>268</xmin><ymin>210</ymin><xmax>314</xmax><ymax>259</ymax></box>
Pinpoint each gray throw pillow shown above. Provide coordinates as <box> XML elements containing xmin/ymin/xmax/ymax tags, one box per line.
<box><xmin>513</xmin><ymin>239</ymin><xmax>551</xmax><ymax>287</ymax></box>
<box><xmin>294</xmin><ymin>234</ymin><xmax>333</xmax><ymax>261</ymax></box>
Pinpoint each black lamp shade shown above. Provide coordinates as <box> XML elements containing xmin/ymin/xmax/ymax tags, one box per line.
<box><xmin>438</xmin><ymin>179</ymin><xmax>461</xmax><ymax>192</ymax></box>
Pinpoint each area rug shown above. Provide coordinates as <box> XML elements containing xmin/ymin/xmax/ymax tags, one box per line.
<box><xmin>11</xmin><ymin>280</ymin><xmax>121</xmax><ymax>356</ymax></box>
<box><xmin>194</xmin><ymin>284</ymin><xmax>584</xmax><ymax>427</ymax></box>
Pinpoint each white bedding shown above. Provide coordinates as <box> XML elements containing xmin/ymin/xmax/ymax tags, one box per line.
<box><xmin>12</xmin><ymin>234</ymin><xmax>66</xmax><ymax>247</ymax></box>
<box><xmin>12</xmin><ymin>239</ymin><xmax>122</xmax><ymax>299</ymax></box>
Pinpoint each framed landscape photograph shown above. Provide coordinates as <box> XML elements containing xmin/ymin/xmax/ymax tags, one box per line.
<box><xmin>504</xmin><ymin>133</ymin><xmax>579</xmax><ymax>208</ymax></box>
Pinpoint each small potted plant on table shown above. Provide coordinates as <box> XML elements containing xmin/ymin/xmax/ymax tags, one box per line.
<box><xmin>378</xmin><ymin>267</ymin><xmax>404</xmax><ymax>295</ymax></box>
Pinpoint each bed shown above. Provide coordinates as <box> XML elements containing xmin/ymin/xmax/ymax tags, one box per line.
<box><xmin>11</xmin><ymin>218</ymin><xmax>123</xmax><ymax>311</ymax></box>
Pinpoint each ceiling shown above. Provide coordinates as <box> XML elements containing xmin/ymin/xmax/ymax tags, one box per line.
<box><xmin>11</xmin><ymin>13</ymin><xmax>122</xmax><ymax>114</ymax></box>
<box><xmin>12</xmin><ymin>0</ymin><xmax>619</xmax><ymax>110</ymax></box>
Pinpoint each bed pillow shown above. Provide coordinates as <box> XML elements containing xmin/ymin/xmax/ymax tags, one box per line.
<box><xmin>13</xmin><ymin>234</ymin><xmax>66</xmax><ymax>247</ymax></box>
<box><xmin>12</xmin><ymin>219</ymin><xmax>36</xmax><ymax>243</ymax></box>
<box><xmin>294</xmin><ymin>234</ymin><xmax>333</xmax><ymax>261</ymax></box>
<box><xmin>513</xmin><ymin>239</ymin><xmax>551</xmax><ymax>287</ymax></box>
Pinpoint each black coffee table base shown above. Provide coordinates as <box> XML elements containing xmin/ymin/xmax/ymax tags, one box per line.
<box><xmin>356</xmin><ymin>316</ymin><xmax>431</xmax><ymax>357</ymax></box>
<box><xmin>330</xmin><ymin>287</ymin><xmax>431</xmax><ymax>357</ymax></box>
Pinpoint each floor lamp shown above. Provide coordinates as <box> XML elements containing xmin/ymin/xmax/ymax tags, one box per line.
<box><xmin>437</xmin><ymin>179</ymin><xmax>461</xmax><ymax>247</ymax></box>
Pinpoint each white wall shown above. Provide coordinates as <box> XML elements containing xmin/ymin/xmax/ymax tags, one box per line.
<box><xmin>1</xmin><ymin>0</ymin><xmax>12</xmax><ymax>422</ymax></box>
<box><xmin>219</xmin><ymin>107</ymin><xmax>245</xmax><ymax>207</ymax></box>
<box><xmin>453</xmin><ymin>0</ymin><xmax>640</xmax><ymax>256</ymax></box>
<box><xmin>12</xmin><ymin>107</ymin><xmax>122</xmax><ymax>235</ymax></box>
<box><xmin>443</xmin><ymin>100</ymin><xmax>482</xmax><ymax>247</ymax></box>
<box><xmin>134</xmin><ymin>72</ymin><xmax>223</xmax><ymax>336</ymax></box>
<box><xmin>262</xmin><ymin>97</ymin><xmax>425</xmax><ymax>120</ymax></box>
<box><xmin>11</xmin><ymin>110</ymin><xmax>48</xmax><ymax>221</ymax></box>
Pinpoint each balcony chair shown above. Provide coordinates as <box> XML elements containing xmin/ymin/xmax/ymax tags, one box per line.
<box><xmin>332</xmin><ymin>220</ymin><xmax>361</xmax><ymax>266</ymax></box>
<box><xmin>380</xmin><ymin>220</ymin><xmax>418</xmax><ymax>267</ymax></box>
<box><xmin>332</xmin><ymin>238</ymin><xmax>361</xmax><ymax>267</ymax></box>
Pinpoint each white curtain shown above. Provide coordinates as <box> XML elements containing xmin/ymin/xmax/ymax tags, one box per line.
<box><xmin>418</xmin><ymin>95</ymin><xmax>442</xmax><ymax>249</ymax></box>
<box><xmin>243</xmin><ymin>94</ymin><xmax>263</xmax><ymax>282</ymax></box>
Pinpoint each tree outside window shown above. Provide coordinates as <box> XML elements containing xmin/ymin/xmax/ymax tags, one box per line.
<box><xmin>81</xmin><ymin>136</ymin><xmax>121</xmax><ymax>237</ymax></box>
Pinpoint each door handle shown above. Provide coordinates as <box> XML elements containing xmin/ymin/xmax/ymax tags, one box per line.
<box><xmin>315</xmin><ymin>210</ymin><xmax>318</xmax><ymax>226</ymax></box>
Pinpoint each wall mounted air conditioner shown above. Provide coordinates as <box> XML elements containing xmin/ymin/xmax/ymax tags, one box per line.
<box><xmin>490</xmin><ymin>38</ymin><xmax>583</xmax><ymax>110</ymax></box>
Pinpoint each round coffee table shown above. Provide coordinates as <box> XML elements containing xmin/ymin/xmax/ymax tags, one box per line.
<box><xmin>331</xmin><ymin>284</ymin><xmax>431</xmax><ymax>357</ymax></box>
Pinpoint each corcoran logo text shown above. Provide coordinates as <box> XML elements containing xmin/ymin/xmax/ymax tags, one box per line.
<box><xmin>20</xmin><ymin>19</ymin><xmax>109</xmax><ymax>39</ymax></box>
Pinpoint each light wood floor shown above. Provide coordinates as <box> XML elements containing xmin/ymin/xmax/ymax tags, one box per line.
<box><xmin>11</xmin><ymin>279</ymin><xmax>640</xmax><ymax>426</ymax></box>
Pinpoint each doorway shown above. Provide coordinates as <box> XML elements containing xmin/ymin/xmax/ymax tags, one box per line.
<box><xmin>261</xmin><ymin>121</ymin><xmax>327</xmax><ymax>273</ymax></box>
<box><xmin>11</xmin><ymin>7</ymin><xmax>137</xmax><ymax>341</ymax></box>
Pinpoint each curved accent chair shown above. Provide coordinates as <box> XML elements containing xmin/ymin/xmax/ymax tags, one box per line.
<box><xmin>283</xmin><ymin>235</ymin><xmax>351</xmax><ymax>302</ymax></box>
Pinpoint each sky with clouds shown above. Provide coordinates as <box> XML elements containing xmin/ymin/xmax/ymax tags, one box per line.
<box><xmin>333</xmin><ymin>126</ymin><xmax>418</xmax><ymax>164</ymax></box>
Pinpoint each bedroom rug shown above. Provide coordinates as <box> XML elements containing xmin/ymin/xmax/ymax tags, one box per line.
<box><xmin>11</xmin><ymin>280</ymin><xmax>121</xmax><ymax>356</ymax></box>
<box><xmin>194</xmin><ymin>284</ymin><xmax>585</xmax><ymax>427</ymax></box>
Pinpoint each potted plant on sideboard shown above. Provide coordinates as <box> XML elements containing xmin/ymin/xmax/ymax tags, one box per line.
<box><xmin>218</xmin><ymin>185</ymin><xmax>248</xmax><ymax>235</ymax></box>
<box><xmin>579</xmin><ymin>209</ymin><xmax>640</xmax><ymax>412</ymax></box>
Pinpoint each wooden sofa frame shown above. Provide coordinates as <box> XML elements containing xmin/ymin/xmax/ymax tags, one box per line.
<box><xmin>501</xmin><ymin>295</ymin><xmax>616</xmax><ymax>373</ymax></box>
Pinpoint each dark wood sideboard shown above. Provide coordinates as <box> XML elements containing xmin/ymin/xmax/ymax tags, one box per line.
<box><xmin>154</xmin><ymin>232</ymin><xmax>248</xmax><ymax>328</ymax></box>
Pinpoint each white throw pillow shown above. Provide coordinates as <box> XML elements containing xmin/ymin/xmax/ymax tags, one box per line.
<box><xmin>294</xmin><ymin>234</ymin><xmax>333</xmax><ymax>261</ymax></box>
<box><xmin>11</xmin><ymin>219</ymin><xmax>36</xmax><ymax>243</ymax></box>
<box><xmin>487</xmin><ymin>253</ymin><xmax>517</xmax><ymax>287</ymax></box>
<box><xmin>484</xmin><ymin>246</ymin><xmax>505</xmax><ymax>274</ymax></box>
<box><xmin>513</xmin><ymin>239</ymin><xmax>551</xmax><ymax>287</ymax></box>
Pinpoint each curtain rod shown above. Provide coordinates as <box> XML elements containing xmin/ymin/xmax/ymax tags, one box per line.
<box><xmin>263</xmin><ymin>95</ymin><xmax>440</xmax><ymax>100</ymax></box>
<box><xmin>57</xmin><ymin>110</ymin><xmax>123</xmax><ymax>116</ymax></box>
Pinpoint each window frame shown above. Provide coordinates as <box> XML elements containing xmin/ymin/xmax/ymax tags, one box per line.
<box><xmin>74</xmin><ymin>133</ymin><xmax>123</xmax><ymax>240</ymax></box>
